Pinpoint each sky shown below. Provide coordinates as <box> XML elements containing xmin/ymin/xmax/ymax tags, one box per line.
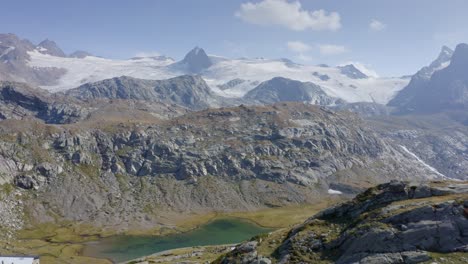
<box><xmin>1</xmin><ymin>0</ymin><xmax>468</xmax><ymax>77</ymax></box>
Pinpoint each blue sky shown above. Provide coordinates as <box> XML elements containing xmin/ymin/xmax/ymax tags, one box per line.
<box><xmin>1</xmin><ymin>0</ymin><xmax>468</xmax><ymax>76</ymax></box>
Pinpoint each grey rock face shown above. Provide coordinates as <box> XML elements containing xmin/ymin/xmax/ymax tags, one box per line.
<box><xmin>219</xmin><ymin>240</ymin><xmax>273</xmax><ymax>264</ymax></box>
<box><xmin>312</xmin><ymin>72</ymin><xmax>330</xmax><ymax>81</ymax></box>
<box><xmin>243</xmin><ymin>77</ymin><xmax>344</xmax><ymax>106</ymax></box>
<box><xmin>0</xmin><ymin>81</ymin><xmax>87</xmax><ymax>124</ymax></box>
<box><xmin>0</xmin><ymin>103</ymin><xmax>445</xmax><ymax>230</ymax></box>
<box><xmin>180</xmin><ymin>47</ymin><xmax>213</xmax><ymax>73</ymax></box>
<box><xmin>338</xmin><ymin>64</ymin><xmax>368</xmax><ymax>79</ymax></box>
<box><xmin>368</xmin><ymin>113</ymin><xmax>468</xmax><ymax>180</ymax></box>
<box><xmin>333</xmin><ymin>102</ymin><xmax>391</xmax><ymax>117</ymax></box>
<box><xmin>388</xmin><ymin>44</ymin><xmax>468</xmax><ymax>114</ymax></box>
<box><xmin>0</xmin><ymin>34</ymin><xmax>66</xmax><ymax>85</ymax></box>
<box><xmin>66</xmin><ymin>75</ymin><xmax>220</xmax><ymax>110</ymax></box>
<box><xmin>217</xmin><ymin>78</ymin><xmax>246</xmax><ymax>90</ymax></box>
<box><xmin>36</xmin><ymin>39</ymin><xmax>66</xmax><ymax>57</ymax></box>
<box><xmin>267</xmin><ymin>181</ymin><xmax>468</xmax><ymax>264</ymax></box>
<box><xmin>14</xmin><ymin>175</ymin><xmax>36</xmax><ymax>189</ymax></box>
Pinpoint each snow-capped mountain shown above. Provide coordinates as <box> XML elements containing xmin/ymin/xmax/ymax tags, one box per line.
<box><xmin>337</xmin><ymin>64</ymin><xmax>368</xmax><ymax>79</ymax></box>
<box><xmin>1</xmin><ymin>33</ymin><xmax>409</xmax><ymax>104</ymax></box>
<box><xmin>36</xmin><ymin>39</ymin><xmax>67</xmax><ymax>57</ymax></box>
<box><xmin>202</xmin><ymin>57</ymin><xmax>407</xmax><ymax>104</ymax></box>
<box><xmin>0</xmin><ymin>33</ymin><xmax>66</xmax><ymax>85</ymax></box>
<box><xmin>171</xmin><ymin>47</ymin><xmax>213</xmax><ymax>73</ymax></box>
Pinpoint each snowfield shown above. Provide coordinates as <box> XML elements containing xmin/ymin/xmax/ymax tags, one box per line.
<box><xmin>27</xmin><ymin>50</ymin><xmax>409</xmax><ymax>103</ymax></box>
<box><xmin>27</xmin><ymin>50</ymin><xmax>177</xmax><ymax>91</ymax></box>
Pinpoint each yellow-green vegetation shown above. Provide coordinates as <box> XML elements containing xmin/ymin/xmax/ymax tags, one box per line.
<box><xmin>0</xmin><ymin>183</ymin><xmax>14</xmax><ymax>196</ymax></box>
<box><xmin>425</xmin><ymin>252</ymin><xmax>468</xmax><ymax>264</ymax></box>
<box><xmin>0</xmin><ymin>222</ymin><xmax>113</xmax><ymax>264</ymax></box>
<box><xmin>2</xmin><ymin>200</ymin><xmax>340</xmax><ymax>264</ymax></box>
<box><xmin>382</xmin><ymin>193</ymin><xmax>468</xmax><ymax>218</ymax></box>
<box><xmin>224</xmin><ymin>199</ymin><xmax>342</xmax><ymax>228</ymax></box>
<box><xmin>255</xmin><ymin>228</ymin><xmax>289</xmax><ymax>257</ymax></box>
<box><xmin>125</xmin><ymin>245</ymin><xmax>234</xmax><ymax>264</ymax></box>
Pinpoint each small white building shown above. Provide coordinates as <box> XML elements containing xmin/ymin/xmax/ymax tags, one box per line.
<box><xmin>0</xmin><ymin>256</ymin><xmax>39</xmax><ymax>264</ymax></box>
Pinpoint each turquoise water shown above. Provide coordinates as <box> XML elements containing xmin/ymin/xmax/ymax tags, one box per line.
<box><xmin>82</xmin><ymin>218</ymin><xmax>272</xmax><ymax>263</ymax></box>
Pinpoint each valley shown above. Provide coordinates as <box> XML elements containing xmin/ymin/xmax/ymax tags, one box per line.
<box><xmin>0</xmin><ymin>30</ymin><xmax>467</xmax><ymax>264</ymax></box>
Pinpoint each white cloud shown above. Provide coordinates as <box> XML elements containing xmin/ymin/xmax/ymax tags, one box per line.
<box><xmin>369</xmin><ymin>19</ymin><xmax>386</xmax><ymax>31</ymax></box>
<box><xmin>235</xmin><ymin>0</ymin><xmax>341</xmax><ymax>31</ymax></box>
<box><xmin>134</xmin><ymin>51</ymin><xmax>161</xmax><ymax>57</ymax></box>
<box><xmin>319</xmin><ymin>44</ymin><xmax>348</xmax><ymax>55</ymax></box>
<box><xmin>340</xmin><ymin>61</ymin><xmax>379</xmax><ymax>78</ymax></box>
<box><xmin>287</xmin><ymin>41</ymin><xmax>312</xmax><ymax>53</ymax></box>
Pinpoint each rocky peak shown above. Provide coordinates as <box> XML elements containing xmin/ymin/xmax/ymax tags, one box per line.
<box><xmin>0</xmin><ymin>33</ymin><xmax>35</xmax><ymax>60</ymax></box>
<box><xmin>338</xmin><ymin>64</ymin><xmax>368</xmax><ymax>79</ymax></box>
<box><xmin>37</xmin><ymin>39</ymin><xmax>66</xmax><ymax>57</ymax></box>
<box><xmin>447</xmin><ymin>43</ymin><xmax>468</xmax><ymax>70</ymax></box>
<box><xmin>243</xmin><ymin>77</ymin><xmax>344</xmax><ymax>106</ymax></box>
<box><xmin>181</xmin><ymin>46</ymin><xmax>213</xmax><ymax>73</ymax></box>
<box><xmin>69</xmin><ymin>50</ymin><xmax>92</xmax><ymax>58</ymax></box>
<box><xmin>67</xmin><ymin>75</ymin><xmax>218</xmax><ymax>110</ymax></box>
<box><xmin>388</xmin><ymin>44</ymin><xmax>458</xmax><ymax>111</ymax></box>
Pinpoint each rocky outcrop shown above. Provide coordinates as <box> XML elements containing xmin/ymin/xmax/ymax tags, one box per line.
<box><xmin>36</xmin><ymin>39</ymin><xmax>66</xmax><ymax>57</ymax></box>
<box><xmin>368</xmin><ymin>112</ymin><xmax>468</xmax><ymax>180</ymax></box>
<box><xmin>388</xmin><ymin>46</ymin><xmax>453</xmax><ymax>110</ymax></box>
<box><xmin>389</xmin><ymin>44</ymin><xmax>468</xmax><ymax>114</ymax></box>
<box><xmin>221</xmin><ymin>181</ymin><xmax>468</xmax><ymax>264</ymax></box>
<box><xmin>0</xmin><ymin>81</ymin><xmax>87</xmax><ymax>124</ymax></box>
<box><xmin>0</xmin><ymin>103</ymin><xmax>445</xmax><ymax>231</ymax></box>
<box><xmin>217</xmin><ymin>241</ymin><xmax>273</xmax><ymax>264</ymax></box>
<box><xmin>66</xmin><ymin>75</ymin><xmax>222</xmax><ymax>110</ymax></box>
<box><xmin>179</xmin><ymin>47</ymin><xmax>213</xmax><ymax>73</ymax></box>
<box><xmin>338</xmin><ymin>65</ymin><xmax>368</xmax><ymax>79</ymax></box>
<box><xmin>333</xmin><ymin>102</ymin><xmax>391</xmax><ymax>117</ymax></box>
<box><xmin>243</xmin><ymin>77</ymin><xmax>344</xmax><ymax>106</ymax></box>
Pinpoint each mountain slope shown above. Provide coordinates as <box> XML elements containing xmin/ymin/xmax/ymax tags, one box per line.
<box><xmin>36</xmin><ymin>39</ymin><xmax>66</xmax><ymax>57</ymax></box>
<box><xmin>0</xmin><ymin>34</ymin><xmax>66</xmax><ymax>85</ymax></box>
<box><xmin>0</xmin><ymin>33</ymin><xmax>407</xmax><ymax>103</ymax></box>
<box><xmin>338</xmin><ymin>64</ymin><xmax>368</xmax><ymax>79</ymax></box>
<box><xmin>66</xmin><ymin>75</ymin><xmax>221</xmax><ymax>110</ymax></box>
<box><xmin>219</xmin><ymin>180</ymin><xmax>468</xmax><ymax>264</ymax></box>
<box><xmin>388</xmin><ymin>45</ymin><xmax>468</xmax><ymax>113</ymax></box>
<box><xmin>0</xmin><ymin>103</ymin><xmax>445</xmax><ymax>237</ymax></box>
<box><xmin>243</xmin><ymin>77</ymin><xmax>344</xmax><ymax>106</ymax></box>
<box><xmin>0</xmin><ymin>81</ymin><xmax>87</xmax><ymax>124</ymax></box>
<box><xmin>177</xmin><ymin>47</ymin><xmax>213</xmax><ymax>73</ymax></box>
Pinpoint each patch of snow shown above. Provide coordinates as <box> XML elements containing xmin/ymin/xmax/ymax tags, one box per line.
<box><xmin>203</xmin><ymin>58</ymin><xmax>408</xmax><ymax>103</ymax></box>
<box><xmin>27</xmin><ymin>50</ymin><xmax>176</xmax><ymax>91</ymax></box>
<box><xmin>26</xmin><ymin>50</ymin><xmax>409</xmax><ymax>103</ymax></box>
<box><xmin>36</xmin><ymin>46</ymin><xmax>48</xmax><ymax>52</ymax></box>
<box><xmin>0</xmin><ymin>257</ymin><xmax>38</xmax><ymax>264</ymax></box>
<box><xmin>328</xmin><ymin>189</ymin><xmax>343</xmax><ymax>194</ymax></box>
<box><xmin>433</xmin><ymin>61</ymin><xmax>450</xmax><ymax>72</ymax></box>
<box><xmin>0</xmin><ymin>46</ymin><xmax>15</xmax><ymax>58</ymax></box>
<box><xmin>399</xmin><ymin>145</ymin><xmax>449</xmax><ymax>179</ymax></box>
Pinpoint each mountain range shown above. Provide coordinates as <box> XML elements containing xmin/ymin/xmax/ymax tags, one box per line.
<box><xmin>0</xmin><ymin>32</ymin><xmax>467</xmax><ymax>263</ymax></box>
<box><xmin>1</xmin><ymin>33</ymin><xmax>406</xmax><ymax>104</ymax></box>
